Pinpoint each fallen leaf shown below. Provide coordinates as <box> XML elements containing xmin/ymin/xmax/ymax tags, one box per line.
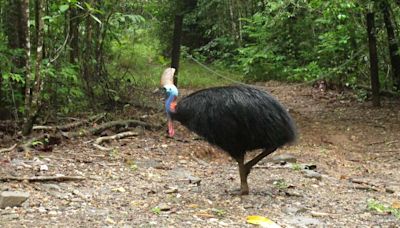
<box><xmin>196</xmin><ymin>213</ymin><xmax>214</xmax><ymax>218</ymax></box>
<box><xmin>187</xmin><ymin>204</ymin><xmax>199</xmax><ymax>208</ymax></box>
<box><xmin>112</xmin><ymin>187</ymin><xmax>126</xmax><ymax>193</ymax></box>
<box><xmin>392</xmin><ymin>201</ymin><xmax>400</xmax><ymax>209</ymax></box>
<box><xmin>105</xmin><ymin>217</ymin><xmax>116</xmax><ymax>224</ymax></box>
<box><xmin>246</xmin><ymin>215</ymin><xmax>280</xmax><ymax>227</ymax></box>
<box><xmin>310</xmin><ymin>211</ymin><xmax>330</xmax><ymax>217</ymax></box>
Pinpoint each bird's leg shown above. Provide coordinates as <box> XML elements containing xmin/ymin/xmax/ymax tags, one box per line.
<box><xmin>244</xmin><ymin>147</ymin><xmax>277</xmax><ymax>171</ymax></box>
<box><xmin>236</xmin><ymin>155</ymin><xmax>250</xmax><ymax>195</ymax></box>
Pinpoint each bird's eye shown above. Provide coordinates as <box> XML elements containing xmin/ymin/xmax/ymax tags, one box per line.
<box><xmin>163</xmin><ymin>88</ymin><xmax>170</xmax><ymax>98</ymax></box>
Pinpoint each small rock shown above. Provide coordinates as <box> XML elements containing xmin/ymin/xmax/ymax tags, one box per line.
<box><xmin>149</xmin><ymin>221</ymin><xmax>158</xmax><ymax>226</ymax></box>
<box><xmin>285</xmin><ymin>190</ymin><xmax>303</xmax><ymax>197</ymax></box>
<box><xmin>310</xmin><ymin>211</ymin><xmax>330</xmax><ymax>217</ymax></box>
<box><xmin>136</xmin><ymin>159</ymin><xmax>162</xmax><ymax>169</ymax></box>
<box><xmin>170</xmin><ymin>168</ymin><xmax>201</xmax><ymax>186</ymax></box>
<box><xmin>303</xmin><ymin>170</ymin><xmax>322</xmax><ymax>180</ymax></box>
<box><xmin>0</xmin><ymin>191</ymin><xmax>30</xmax><ymax>209</ymax></box>
<box><xmin>40</xmin><ymin>164</ymin><xmax>49</xmax><ymax>171</ymax></box>
<box><xmin>303</xmin><ymin>164</ymin><xmax>317</xmax><ymax>170</ymax></box>
<box><xmin>48</xmin><ymin>211</ymin><xmax>58</xmax><ymax>216</ymax></box>
<box><xmin>285</xmin><ymin>215</ymin><xmax>322</xmax><ymax>227</ymax></box>
<box><xmin>106</xmin><ymin>217</ymin><xmax>116</xmax><ymax>224</ymax></box>
<box><xmin>38</xmin><ymin>207</ymin><xmax>47</xmax><ymax>213</ymax></box>
<box><xmin>386</xmin><ymin>187</ymin><xmax>395</xmax><ymax>194</ymax></box>
<box><xmin>112</xmin><ymin>187</ymin><xmax>126</xmax><ymax>193</ymax></box>
<box><xmin>285</xmin><ymin>206</ymin><xmax>308</xmax><ymax>215</ymax></box>
<box><xmin>271</xmin><ymin>154</ymin><xmax>297</xmax><ymax>164</ymax></box>
<box><xmin>8</xmin><ymin>214</ymin><xmax>19</xmax><ymax>220</ymax></box>
<box><xmin>243</xmin><ymin>204</ymin><xmax>254</xmax><ymax>209</ymax></box>
<box><xmin>158</xmin><ymin>203</ymin><xmax>171</xmax><ymax>211</ymax></box>
<box><xmin>72</xmin><ymin>189</ymin><xmax>86</xmax><ymax>198</ymax></box>
<box><xmin>179</xmin><ymin>159</ymin><xmax>187</xmax><ymax>164</ymax></box>
<box><xmin>89</xmin><ymin>175</ymin><xmax>102</xmax><ymax>181</ymax></box>
<box><xmin>164</xmin><ymin>188</ymin><xmax>178</xmax><ymax>194</ymax></box>
<box><xmin>42</xmin><ymin>184</ymin><xmax>61</xmax><ymax>191</ymax></box>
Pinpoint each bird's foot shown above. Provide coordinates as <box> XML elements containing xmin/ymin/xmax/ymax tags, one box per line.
<box><xmin>227</xmin><ymin>187</ymin><xmax>250</xmax><ymax>195</ymax></box>
<box><xmin>240</xmin><ymin>186</ymin><xmax>249</xmax><ymax>195</ymax></box>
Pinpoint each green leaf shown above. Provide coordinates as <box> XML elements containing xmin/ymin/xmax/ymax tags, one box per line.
<box><xmin>59</xmin><ymin>4</ymin><xmax>69</xmax><ymax>13</ymax></box>
<box><xmin>90</xmin><ymin>14</ymin><xmax>102</xmax><ymax>24</ymax></box>
<box><xmin>31</xmin><ymin>141</ymin><xmax>44</xmax><ymax>146</ymax></box>
<box><xmin>42</xmin><ymin>16</ymin><xmax>52</xmax><ymax>21</ymax></box>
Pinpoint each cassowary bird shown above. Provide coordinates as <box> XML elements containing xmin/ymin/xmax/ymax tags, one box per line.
<box><xmin>161</xmin><ymin>68</ymin><xmax>296</xmax><ymax>195</ymax></box>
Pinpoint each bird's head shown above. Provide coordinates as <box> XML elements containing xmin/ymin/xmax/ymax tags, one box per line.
<box><xmin>160</xmin><ymin>68</ymin><xmax>178</xmax><ymax>137</ymax></box>
<box><xmin>163</xmin><ymin>84</ymin><xmax>179</xmax><ymax>113</ymax></box>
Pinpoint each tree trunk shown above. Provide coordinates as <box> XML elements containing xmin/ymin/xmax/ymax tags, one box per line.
<box><xmin>171</xmin><ymin>14</ymin><xmax>183</xmax><ymax>86</ymax></box>
<box><xmin>82</xmin><ymin>1</ymin><xmax>95</xmax><ymax>100</ymax></box>
<box><xmin>380</xmin><ymin>0</ymin><xmax>400</xmax><ymax>90</ymax></box>
<box><xmin>366</xmin><ymin>12</ymin><xmax>380</xmax><ymax>107</ymax></box>
<box><xmin>228</xmin><ymin>0</ymin><xmax>238</xmax><ymax>41</ymax></box>
<box><xmin>21</xmin><ymin>0</ymin><xmax>32</xmax><ymax>116</ymax></box>
<box><xmin>4</xmin><ymin>0</ymin><xmax>26</xmax><ymax>106</ymax></box>
<box><xmin>69</xmin><ymin>7</ymin><xmax>80</xmax><ymax>64</ymax></box>
<box><xmin>22</xmin><ymin>0</ymin><xmax>45</xmax><ymax>135</ymax></box>
<box><xmin>4</xmin><ymin>0</ymin><xmax>25</xmax><ymax>69</ymax></box>
<box><xmin>0</xmin><ymin>70</ymin><xmax>3</xmax><ymax>101</ymax></box>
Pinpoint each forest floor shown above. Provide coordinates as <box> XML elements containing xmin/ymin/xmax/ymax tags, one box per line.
<box><xmin>1</xmin><ymin>81</ymin><xmax>400</xmax><ymax>227</ymax></box>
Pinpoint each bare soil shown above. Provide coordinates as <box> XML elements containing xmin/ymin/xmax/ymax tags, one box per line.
<box><xmin>1</xmin><ymin>82</ymin><xmax>400</xmax><ymax>227</ymax></box>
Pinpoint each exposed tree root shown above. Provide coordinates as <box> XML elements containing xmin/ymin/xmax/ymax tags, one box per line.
<box><xmin>12</xmin><ymin>118</ymin><xmax>159</xmax><ymax>153</ymax></box>
<box><xmin>93</xmin><ymin>131</ymin><xmax>139</xmax><ymax>151</ymax></box>
<box><xmin>33</xmin><ymin>113</ymin><xmax>106</xmax><ymax>131</ymax></box>
<box><xmin>349</xmin><ymin>178</ymin><xmax>395</xmax><ymax>193</ymax></box>
<box><xmin>63</xmin><ymin>119</ymin><xmax>160</xmax><ymax>138</ymax></box>
<box><xmin>0</xmin><ymin>144</ymin><xmax>17</xmax><ymax>153</ymax></box>
<box><xmin>0</xmin><ymin>175</ymin><xmax>86</xmax><ymax>182</ymax></box>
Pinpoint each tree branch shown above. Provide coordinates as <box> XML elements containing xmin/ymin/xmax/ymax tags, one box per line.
<box><xmin>32</xmin><ymin>113</ymin><xmax>106</xmax><ymax>131</ymax></box>
<box><xmin>64</xmin><ymin>119</ymin><xmax>161</xmax><ymax>138</ymax></box>
<box><xmin>93</xmin><ymin>131</ymin><xmax>138</xmax><ymax>151</ymax></box>
<box><xmin>0</xmin><ymin>144</ymin><xmax>17</xmax><ymax>153</ymax></box>
<box><xmin>0</xmin><ymin>175</ymin><xmax>86</xmax><ymax>182</ymax></box>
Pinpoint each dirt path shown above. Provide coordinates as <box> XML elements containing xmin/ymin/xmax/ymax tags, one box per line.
<box><xmin>1</xmin><ymin>82</ymin><xmax>400</xmax><ymax>227</ymax></box>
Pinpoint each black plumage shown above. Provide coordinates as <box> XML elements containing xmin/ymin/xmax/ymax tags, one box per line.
<box><xmin>172</xmin><ymin>86</ymin><xmax>296</xmax><ymax>157</ymax></box>
<box><xmin>167</xmin><ymin>85</ymin><xmax>296</xmax><ymax>195</ymax></box>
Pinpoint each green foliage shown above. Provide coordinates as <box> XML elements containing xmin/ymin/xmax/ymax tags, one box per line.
<box><xmin>211</xmin><ymin>208</ymin><xmax>226</xmax><ymax>217</ymax></box>
<box><xmin>151</xmin><ymin>207</ymin><xmax>161</xmax><ymax>215</ymax></box>
<box><xmin>146</xmin><ymin>0</ymin><xmax>398</xmax><ymax>91</ymax></box>
<box><xmin>367</xmin><ymin>199</ymin><xmax>400</xmax><ymax>220</ymax></box>
<box><xmin>42</xmin><ymin>63</ymin><xmax>86</xmax><ymax>114</ymax></box>
<box><xmin>108</xmin><ymin>34</ymin><xmax>241</xmax><ymax>91</ymax></box>
<box><xmin>291</xmin><ymin>163</ymin><xmax>302</xmax><ymax>171</ymax></box>
<box><xmin>233</xmin><ymin>1</ymin><xmax>366</xmax><ymax>84</ymax></box>
<box><xmin>354</xmin><ymin>88</ymin><xmax>369</xmax><ymax>102</ymax></box>
<box><xmin>273</xmin><ymin>179</ymin><xmax>289</xmax><ymax>189</ymax></box>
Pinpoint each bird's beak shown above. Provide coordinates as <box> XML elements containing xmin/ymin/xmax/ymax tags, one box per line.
<box><xmin>167</xmin><ymin>119</ymin><xmax>175</xmax><ymax>137</ymax></box>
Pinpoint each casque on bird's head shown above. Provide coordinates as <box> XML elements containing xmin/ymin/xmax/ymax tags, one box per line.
<box><xmin>161</xmin><ymin>68</ymin><xmax>175</xmax><ymax>86</ymax></box>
